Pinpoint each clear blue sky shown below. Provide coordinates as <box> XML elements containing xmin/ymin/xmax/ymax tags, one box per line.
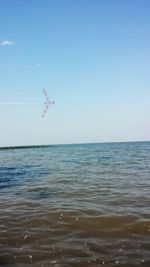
<box><xmin>0</xmin><ymin>0</ymin><xmax>150</xmax><ymax>146</ymax></box>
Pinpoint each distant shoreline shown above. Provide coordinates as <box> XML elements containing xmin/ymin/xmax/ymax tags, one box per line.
<box><xmin>0</xmin><ymin>140</ymin><xmax>150</xmax><ymax>150</ymax></box>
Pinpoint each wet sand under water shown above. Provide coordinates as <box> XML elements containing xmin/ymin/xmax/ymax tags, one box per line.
<box><xmin>0</xmin><ymin>202</ymin><xmax>150</xmax><ymax>267</ymax></box>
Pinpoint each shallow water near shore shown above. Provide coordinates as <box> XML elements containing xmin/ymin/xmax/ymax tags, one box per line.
<box><xmin>0</xmin><ymin>142</ymin><xmax>150</xmax><ymax>267</ymax></box>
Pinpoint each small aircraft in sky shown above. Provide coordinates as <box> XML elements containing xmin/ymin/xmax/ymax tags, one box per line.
<box><xmin>42</xmin><ymin>88</ymin><xmax>54</xmax><ymax>118</ymax></box>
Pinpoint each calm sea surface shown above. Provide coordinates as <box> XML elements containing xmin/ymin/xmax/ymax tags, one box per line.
<box><xmin>0</xmin><ymin>142</ymin><xmax>150</xmax><ymax>267</ymax></box>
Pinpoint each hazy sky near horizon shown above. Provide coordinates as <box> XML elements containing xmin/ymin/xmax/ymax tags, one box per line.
<box><xmin>0</xmin><ymin>0</ymin><xmax>150</xmax><ymax>146</ymax></box>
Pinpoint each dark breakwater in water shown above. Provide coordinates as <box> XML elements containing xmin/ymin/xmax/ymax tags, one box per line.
<box><xmin>0</xmin><ymin>142</ymin><xmax>150</xmax><ymax>267</ymax></box>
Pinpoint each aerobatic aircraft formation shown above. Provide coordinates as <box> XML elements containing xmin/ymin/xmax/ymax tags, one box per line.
<box><xmin>42</xmin><ymin>88</ymin><xmax>54</xmax><ymax>118</ymax></box>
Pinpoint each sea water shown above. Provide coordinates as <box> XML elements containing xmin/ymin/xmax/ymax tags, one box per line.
<box><xmin>0</xmin><ymin>142</ymin><xmax>150</xmax><ymax>266</ymax></box>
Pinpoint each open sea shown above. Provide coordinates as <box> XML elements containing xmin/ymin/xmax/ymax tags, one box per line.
<box><xmin>0</xmin><ymin>142</ymin><xmax>150</xmax><ymax>267</ymax></box>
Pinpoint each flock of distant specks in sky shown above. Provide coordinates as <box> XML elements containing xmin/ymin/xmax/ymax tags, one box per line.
<box><xmin>1</xmin><ymin>40</ymin><xmax>55</xmax><ymax>117</ymax></box>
